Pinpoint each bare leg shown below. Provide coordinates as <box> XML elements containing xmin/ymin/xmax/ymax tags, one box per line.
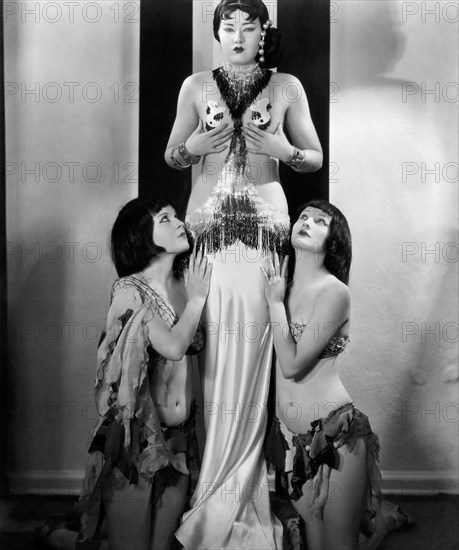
<box><xmin>291</xmin><ymin>438</ymin><xmax>368</xmax><ymax>550</ymax></box>
<box><xmin>358</xmin><ymin>502</ymin><xmax>389</xmax><ymax>550</ymax></box>
<box><xmin>41</xmin><ymin>528</ymin><xmax>79</xmax><ymax>550</ymax></box>
<box><xmin>291</xmin><ymin>479</ymin><xmax>324</xmax><ymax>550</ymax></box>
<box><xmin>323</xmin><ymin>439</ymin><xmax>368</xmax><ymax>550</ymax></box>
<box><xmin>103</xmin><ymin>471</ymin><xmax>152</xmax><ymax>550</ymax></box>
<box><xmin>149</xmin><ymin>473</ymin><xmax>189</xmax><ymax>550</ymax></box>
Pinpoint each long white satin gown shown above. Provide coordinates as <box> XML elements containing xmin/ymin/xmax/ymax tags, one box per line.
<box><xmin>175</xmin><ymin>71</ymin><xmax>289</xmax><ymax>547</ymax></box>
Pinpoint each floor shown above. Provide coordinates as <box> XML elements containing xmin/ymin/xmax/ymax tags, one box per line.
<box><xmin>0</xmin><ymin>494</ymin><xmax>457</xmax><ymax>549</ymax></box>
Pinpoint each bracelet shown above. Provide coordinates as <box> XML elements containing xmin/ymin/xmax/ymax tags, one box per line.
<box><xmin>178</xmin><ymin>142</ymin><xmax>201</xmax><ymax>165</ymax></box>
<box><xmin>285</xmin><ymin>147</ymin><xmax>305</xmax><ymax>169</ymax></box>
<box><xmin>170</xmin><ymin>147</ymin><xmax>190</xmax><ymax>170</ymax></box>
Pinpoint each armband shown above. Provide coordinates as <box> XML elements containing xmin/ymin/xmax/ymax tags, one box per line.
<box><xmin>170</xmin><ymin>147</ymin><xmax>190</xmax><ymax>170</ymax></box>
<box><xmin>284</xmin><ymin>147</ymin><xmax>305</xmax><ymax>170</ymax></box>
<box><xmin>178</xmin><ymin>142</ymin><xmax>201</xmax><ymax>165</ymax></box>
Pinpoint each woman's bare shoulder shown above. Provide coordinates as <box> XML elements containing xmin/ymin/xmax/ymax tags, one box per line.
<box><xmin>182</xmin><ymin>70</ymin><xmax>215</xmax><ymax>89</ymax></box>
<box><xmin>289</xmin><ymin>275</ymin><xmax>350</xmax><ymax>319</ymax></box>
<box><xmin>270</xmin><ymin>71</ymin><xmax>302</xmax><ymax>86</ymax></box>
<box><xmin>318</xmin><ymin>275</ymin><xmax>351</xmax><ymax>306</ymax></box>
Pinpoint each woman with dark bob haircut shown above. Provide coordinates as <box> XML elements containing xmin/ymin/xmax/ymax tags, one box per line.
<box><xmin>167</xmin><ymin>1</ymin><xmax>322</xmax><ymax>547</ymax></box>
<box><xmin>38</xmin><ymin>196</ymin><xmax>212</xmax><ymax>550</ymax></box>
<box><xmin>263</xmin><ymin>200</ymin><xmax>413</xmax><ymax>550</ymax></box>
<box><xmin>110</xmin><ymin>195</ymin><xmax>191</xmax><ymax>278</ymax></box>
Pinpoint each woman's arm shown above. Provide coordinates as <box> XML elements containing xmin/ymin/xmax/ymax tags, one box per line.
<box><xmin>165</xmin><ymin>74</ymin><xmax>232</xmax><ymax>170</ymax></box>
<box><xmin>146</xmin><ymin>253</ymin><xmax>212</xmax><ymax>360</ymax></box>
<box><xmin>243</xmin><ymin>74</ymin><xmax>323</xmax><ymax>173</ymax></box>
<box><xmin>269</xmin><ymin>286</ymin><xmax>349</xmax><ymax>379</ymax></box>
<box><xmin>146</xmin><ymin>296</ymin><xmax>206</xmax><ymax>360</ymax></box>
<box><xmin>282</xmin><ymin>74</ymin><xmax>323</xmax><ymax>172</ymax></box>
<box><xmin>262</xmin><ymin>256</ymin><xmax>349</xmax><ymax>380</ymax></box>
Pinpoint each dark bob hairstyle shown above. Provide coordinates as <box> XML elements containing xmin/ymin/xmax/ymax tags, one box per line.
<box><xmin>213</xmin><ymin>0</ymin><xmax>283</xmax><ymax>69</ymax></box>
<box><xmin>293</xmin><ymin>199</ymin><xmax>352</xmax><ymax>285</ymax></box>
<box><xmin>110</xmin><ymin>195</ymin><xmax>191</xmax><ymax>279</ymax></box>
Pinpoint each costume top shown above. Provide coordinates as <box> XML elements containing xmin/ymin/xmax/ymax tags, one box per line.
<box><xmin>187</xmin><ymin>63</ymin><xmax>290</xmax><ymax>255</ymax></box>
<box><xmin>289</xmin><ymin>320</ymin><xmax>349</xmax><ymax>358</ymax></box>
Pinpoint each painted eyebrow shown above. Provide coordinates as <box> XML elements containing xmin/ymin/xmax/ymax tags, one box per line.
<box><xmin>155</xmin><ymin>209</ymin><xmax>171</xmax><ymax>218</ymax></box>
<box><xmin>221</xmin><ymin>21</ymin><xmax>256</xmax><ymax>26</ymax></box>
<box><xmin>301</xmin><ymin>210</ymin><xmax>329</xmax><ymax>219</ymax></box>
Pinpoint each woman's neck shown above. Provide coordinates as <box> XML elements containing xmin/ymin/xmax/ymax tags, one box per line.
<box><xmin>140</xmin><ymin>254</ymin><xmax>176</xmax><ymax>287</ymax></box>
<box><xmin>223</xmin><ymin>61</ymin><xmax>259</xmax><ymax>72</ymax></box>
<box><xmin>291</xmin><ymin>247</ymin><xmax>328</xmax><ymax>286</ymax></box>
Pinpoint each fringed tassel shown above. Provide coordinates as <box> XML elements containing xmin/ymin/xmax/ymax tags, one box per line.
<box><xmin>191</xmin><ymin>192</ymin><xmax>289</xmax><ymax>256</ymax></box>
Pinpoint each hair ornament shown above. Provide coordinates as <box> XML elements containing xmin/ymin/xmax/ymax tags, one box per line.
<box><xmin>258</xmin><ymin>20</ymin><xmax>272</xmax><ymax>63</ymax></box>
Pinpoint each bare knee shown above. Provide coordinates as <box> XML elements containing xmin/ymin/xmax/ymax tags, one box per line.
<box><xmin>149</xmin><ymin>474</ymin><xmax>189</xmax><ymax>550</ymax></box>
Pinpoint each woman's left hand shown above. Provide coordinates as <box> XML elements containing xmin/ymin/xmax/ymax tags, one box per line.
<box><xmin>261</xmin><ymin>253</ymin><xmax>289</xmax><ymax>305</ymax></box>
<box><xmin>244</xmin><ymin>122</ymin><xmax>293</xmax><ymax>161</ymax></box>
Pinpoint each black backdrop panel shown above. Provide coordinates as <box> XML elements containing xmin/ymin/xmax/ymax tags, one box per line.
<box><xmin>139</xmin><ymin>0</ymin><xmax>329</xmax><ymax>216</ymax></box>
<box><xmin>139</xmin><ymin>0</ymin><xmax>193</xmax><ymax>217</ymax></box>
<box><xmin>278</xmin><ymin>0</ymin><xmax>330</xmax><ymax>210</ymax></box>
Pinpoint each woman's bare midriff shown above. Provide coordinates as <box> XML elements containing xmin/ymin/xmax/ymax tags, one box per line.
<box><xmin>151</xmin><ymin>357</ymin><xmax>193</xmax><ymax>427</ymax></box>
<box><xmin>275</xmin><ymin>357</ymin><xmax>352</xmax><ymax>434</ymax></box>
<box><xmin>188</xmin><ymin>155</ymin><xmax>288</xmax><ymax>215</ymax></box>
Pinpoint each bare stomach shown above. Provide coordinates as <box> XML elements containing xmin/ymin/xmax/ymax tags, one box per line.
<box><xmin>275</xmin><ymin>359</ymin><xmax>352</xmax><ymax>433</ymax></box>
<box><xmin>187</xmin><ymin>157</ymin><xmax>288</xmax><ymax>215</ymax></box>
<box><xmin>151</xmin><ymin>357</ymin><xmax>193</xmax><ymax>427</ymax></box>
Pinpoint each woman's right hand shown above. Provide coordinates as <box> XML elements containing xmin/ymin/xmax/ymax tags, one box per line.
<box><xmin>185</xmin><ymin>120</ymin><xmax>233</xmax><ymax>157</ymax></box>
<box><xmin>261</xmin><ymin>253</ymin><xmax>288</xmax><ymax>305</ymax></box>
<box><xmin>184</xmin><ymin>249</ymin><xmax>213</xmax><ymax>302</ymax></box>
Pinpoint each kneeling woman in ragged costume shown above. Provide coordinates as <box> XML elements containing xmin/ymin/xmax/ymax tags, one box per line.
<box><xmin>40</xmin><ymin>196</ymin><xmax>212</xmax><ymax>550</ymax></box>
<box><xmin>262</xmin><ymin>200</ymin><xmax>413</xmax><ymax>550</ymax></box>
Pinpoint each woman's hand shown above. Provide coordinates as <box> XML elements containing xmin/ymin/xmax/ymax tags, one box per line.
<box><xmin>185</xmin><ymin>120</ymin><xmax>233</xmax><ymax>157</ymax></box>
<box><xmin>244</xmin><ymin>122</ymin><xmax>293</xmax><ymax>161</ymax></box>
<box><xmin>184</xmin><ymin>249</ymin><xmax>212</xmax><ymax>303</ymax></box>
<box><xmin>261</xmin><ymin>253</ymin><xmax>288</xmax><ymax>305</ymax></box>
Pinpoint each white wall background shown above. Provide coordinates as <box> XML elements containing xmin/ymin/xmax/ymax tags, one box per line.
<box><xmin>4</xmin><ymin>0</ymin><xmax>458</xmax><ymax>494</ymax></box>
<box><xmin>331</xmin><ymin>0</ymin><xmax>458</xmax><ymax>492</ymax></box>
<box><xmin>5</xmin><ymin>0</ymin><xmax>139</xmax><ymax>494</ymax></box>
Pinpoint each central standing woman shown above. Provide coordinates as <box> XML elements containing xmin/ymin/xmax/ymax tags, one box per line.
<box><xmin>165</xmin><ymin>1</ymin><xmax>322</xmax><ymax>547</ymax></box>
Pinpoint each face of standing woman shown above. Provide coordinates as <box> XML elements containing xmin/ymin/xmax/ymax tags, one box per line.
<box><xmin>291</xmin><ymin>207</ymin><xmax>332</xmax><ymax>253</ymax></box>
<box><xmin>218</xmin><ymin>10</ymin><xmax>261</xmax><ymax>66</ymax></box>
<box><xmin>152</xmin><ymin>205</ymin><xmax>189</xmax><ymax>255</ymax></box>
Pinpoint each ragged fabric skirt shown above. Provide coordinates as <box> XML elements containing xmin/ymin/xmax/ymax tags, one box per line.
<box><xmin>176</xmin><ymin>242</ymin><xmax>283</xmax><ymax>550</ymax></box>
<box><xmin>265</xmin><ymin>403</ymin><xmax>383</xmax><ymax>537</ymax></box>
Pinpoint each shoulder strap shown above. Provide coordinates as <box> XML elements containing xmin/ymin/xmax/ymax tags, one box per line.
<box><xmin>112</xmin><ymin>277</ymin><xmax>177</xmax><ymax>327</ymax></box>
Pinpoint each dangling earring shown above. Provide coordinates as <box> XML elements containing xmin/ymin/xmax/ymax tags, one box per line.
<box><xmin>258</xmin><ymin>20</ymin><xmax>272</xmax><ymax>64</ymax></box>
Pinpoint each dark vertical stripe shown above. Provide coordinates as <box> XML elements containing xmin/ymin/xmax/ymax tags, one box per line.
<box><xmin>0</xmin><ymin>0</ymin><xmax>9</xmax><ymax>494</ymax></box>
<box><xmin>139</xmin><ymin>0</ymin><xmax>193</xmax><ymax>217</ymax></box>
<box><xmin>278</xmin><ymin>0</ymin><xmax>330</xmax><ymax>211</ymax></box>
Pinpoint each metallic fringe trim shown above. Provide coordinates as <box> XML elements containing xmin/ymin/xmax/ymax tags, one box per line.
<box><xmin>190</xmin><ymin>192</ymin><xmax>290</xmax><ymax>255</ymax></box>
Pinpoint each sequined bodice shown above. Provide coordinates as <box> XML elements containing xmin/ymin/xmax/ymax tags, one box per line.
<box><xmin>289</xmin><ymin>321</ymin><xmax>349</xmax><ymax>358</ymax></box>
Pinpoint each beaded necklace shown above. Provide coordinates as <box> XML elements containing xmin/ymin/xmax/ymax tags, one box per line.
<box><xmin>213</xmin><ymin>63</ymin><xmax>272</xmax><ymax>120</ymax></box>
